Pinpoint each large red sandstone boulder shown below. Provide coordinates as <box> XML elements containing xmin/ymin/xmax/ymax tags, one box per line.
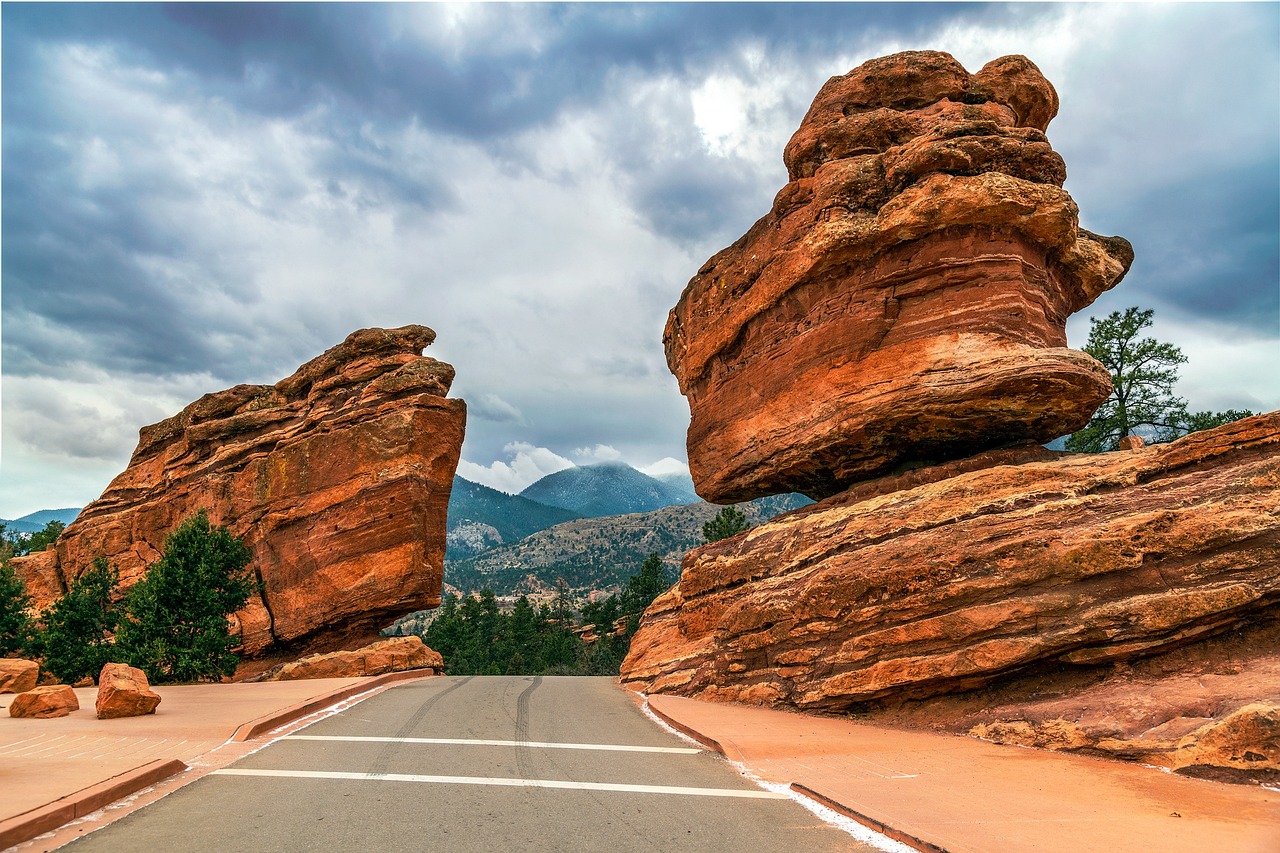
<box><xmin>262</xmin><ymin>636</ymin><xmax>442</xmax><ymax>681</ymax></box>
<box><xmin>0</xmin><ymin>659</ymin><xmax>40</xmax><ymax>694</ymax></box>
<box><xmin>665</xmin><ymin>51</ymin><xmax>1133</xmax><ymax>502</ymax></box>
<box><xmin>12</xmin><ymin>325</ymin><xmax>466</xmax><ymax>657</ymax></box>
<box><xmin>96</xmin><ymin>662</ymin><xmax>161</xmax><ymax>719</ymax></box>
<box><xmin>9</xmin><ymin>684</ymin><xmax>79</xmax><ymax>719</ymax></box>
<box><xmin>620</xmin><ymin>414</ymin><xmax>1280</xmax><ymax>712</ymax></box>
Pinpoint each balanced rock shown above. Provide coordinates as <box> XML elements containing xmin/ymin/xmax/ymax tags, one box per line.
<box><xmin>262</xmin><ymin>636</ymin><xmax>443</xmax><ymax>681</ymax></box>
<box><xmin>620</xmin><ymin>414</ymin><xmax>1280</xmax><ymax>711</ymax></box>
<box><xmin>665</xmin><ymin>50</ymin><xmax>1133</xmax><ymax>502</ymax></box>
<box><xmin>96</xmin><ymin>663</ymin><xmax>161</xmax><ymax>719</ymax></box>
<box><xmin>9</xmin><ymin>684</ymin><xmax>79</xmax><ymax>719</ymax></box>
<box><xmin>0</xmin><ymin>659</ymin><xmax>40</xmax><ymax>694</ymax></box>
<box><xmin>13</xmin><ymin>326</ymin><xmax>466</xmax><ymax>656</ymax></box>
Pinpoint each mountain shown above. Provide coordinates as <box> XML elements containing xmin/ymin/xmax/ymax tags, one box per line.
<box><xmin>653</xmin><ymin>470</ymin><xmax>699</xmax><ymax>504</ymax></box>
<box><xmin>519</xmin><ymin>461</ymin><xmax>699</xmax><ymax>518</ymax></box>
<box><xmin>446</xmin><ymin>493</ymin><xmax>811</xmax><ymax>597</ymax></box>
<box><xmin>0</xmin><ymin>508</ymin><xmax>81</xmax><ymax>535</ymax></box>
<box><xmin>446</xmin><ymin>477</ymin><xmax>582</xmax><ymax>560</ymax></box>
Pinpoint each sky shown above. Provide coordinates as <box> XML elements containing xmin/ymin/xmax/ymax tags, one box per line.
<box><xmin>2</xmin><ymin>2</ymin><xmax>1277</xmax><ymax>517</ymax></box>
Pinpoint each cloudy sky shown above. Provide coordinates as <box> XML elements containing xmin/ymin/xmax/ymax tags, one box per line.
<box><xmin>2</xmin><ymin>2</ymin><xmax>1277</xmax><ymax>517</ymax></box>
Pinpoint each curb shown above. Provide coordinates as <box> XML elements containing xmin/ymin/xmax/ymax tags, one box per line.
<box><xmin>229</xmin><ymin>668</ymin><xmax>437</xmax><ymax>742</ymax></box>
<box><xmin>645</xmin><ymin>696</ymin><xmax>943</xmax><ymax>853</ymax></box>
<box><xmin>789</xmin><ymin>782</ymin><xmax>946</xmax><ymax>853</ymax></box>
<box><xmin>0</xmin><ymin>758</ymin><xmax>187</xmax><ymax>851</ymax></box>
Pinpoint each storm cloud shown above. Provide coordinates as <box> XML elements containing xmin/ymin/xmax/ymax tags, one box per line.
<box><xmin>2</xmin><ymin>3</ymin><xmax>1277</xmax><ymax>512</ymax></box>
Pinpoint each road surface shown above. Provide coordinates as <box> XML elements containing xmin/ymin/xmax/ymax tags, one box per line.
<box><xmin>63</xmin><ymin>676</ymin><xmax>871</xmax><ymax>852</ymax></box>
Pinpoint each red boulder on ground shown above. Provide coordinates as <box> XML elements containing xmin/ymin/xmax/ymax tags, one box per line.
<box><xmin>9</xmin><ymin>684</ymin><xmax>79</xmax><ymax>719</ymax></box>
<box><xmin>96</xmin><ymin>663</ymin><xmax>162</xmax><ymax>719</ymax></box>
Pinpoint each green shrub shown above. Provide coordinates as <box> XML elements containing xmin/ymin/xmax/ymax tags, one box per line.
<box><xmin>39</xmin><ymin>557</ymin><xmax>118</xmax><ymax>683</ymax></box>
<box><xmin>116</xmin><ymin>511</ymin><xmax>257</xmax><ymax>683</ymax></box>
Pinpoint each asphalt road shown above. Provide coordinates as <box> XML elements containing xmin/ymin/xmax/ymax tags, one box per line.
<box><xmin>62</xmin><ymin>676</ymin><xmax>870</xmax><ymax>852</ymax></box>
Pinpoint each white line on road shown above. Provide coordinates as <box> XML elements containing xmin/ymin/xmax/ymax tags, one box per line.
<box><xmin>283</xmin><ymin>735</ymin><xmax>702</xmax><ymax>754</ymax></box>
<box><xmin>211</xmin><ymin>768</ymin><xmax>789</xmax><ymax>799</ymax></box>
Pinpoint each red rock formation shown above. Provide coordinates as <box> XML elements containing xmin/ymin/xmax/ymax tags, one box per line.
<box><xmin>14</xmin><ymin>326</ymin><xmax>466</xmax><ymax>657</ymax></box>
<box><xmin>8</xmin><ymin>684</ymin><xmax>79</xmax><ymax>719</ymax></box>
<box><xmin>260</xmin><ymin>635</ymin><xmax>442</xmax><ymax>681</ymax></box>
<box><xmin>96</xmin><ymin>663</ymin><xmax>161</xmax><ymax>719</ymax></box>
<box><xmin>0</xmin><ymin>660</ymin><xmax>40</xmax><ymax>694</ymax></box>
<box><xmin>620</xmin><ymin>414</ymin><xmax>1280</xmax><ymax>716</ymax></box>
<box><xmin>665</xmin><ymin>51</ymin><xmax>1133</xmax><ymax>502</ymax></box>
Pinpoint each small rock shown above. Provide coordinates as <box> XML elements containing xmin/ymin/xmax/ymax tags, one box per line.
<box><xmin>1118</xmin><ymin>434</ymin><xmax>1146</xmax><ymax>450</ymax></box>
<box><xmin>9</xmin><ymin>684</ymin><xmax>79</xmax><ymax>718</ymax></box>
<box><xmin>96</xmin><ymin>663</ymin><xmax>161</xmax><ymax>719</ymax></box>
<box><xmin>0</xmin><ymin>659</ymin><xmax>40</xmax><ymax>694</ymax></box>
<box><xmin>264</xmin><ymin>636</ymin><xmax>443</xmax><ymax>681</ymax></box>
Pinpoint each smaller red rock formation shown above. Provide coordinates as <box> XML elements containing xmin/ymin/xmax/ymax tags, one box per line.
<box><xmin>262</xmin><ymin>636</ymin><xmax>442</xmax><ymax>681</ymax></box>
<box><xmin>96</xmin><ymin>663</ymin><xmax>161</xmax><ymax>719</ymax></box>
<box><xmin>13</xmin><ymin>325</ymin><xmax>466</xmax><ymax>657</ymax></box>
<box><xmin>665</xmin><ymin>50</ymin><xmax>1133</xmax><ymax>502</ymax></box>
<box><xmin>620</xmin><ymin>414</ymin><xmax>1280</xmax><ymax>713</ymax></box>
<box><xmin>0</xmin><ymin>660</ymin><xmax>40</xmax><ymax>694</ymax></box>
<box><xmin>9</xmin><ymin>684</ymin><xmax>79</xmax><ymax>719</ymax></box>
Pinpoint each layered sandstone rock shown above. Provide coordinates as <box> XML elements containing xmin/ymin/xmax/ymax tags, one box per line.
<box><xmin>96</xmin><ymin>663</ymin><xmax>161</xmax><ymax>719</ymax></box>
<box><xmin>14</xmin><ymin>326</ymin><xmax>466</xmax><ymax>656</ymax></box>
<box><xmin>9</xmin><ymin>684</ymin><xmax>79</xmax><ymax>719</ymax></box>
<box><xmin>0</xmin><ymin>659</ymin><xmax>40</xmax><ymax>694</ymax></box>
<box><xmin>620</xmin><ymin>414</ymin><xmax>1280</xmax><ymax>714</ymax></box>
<box><xmin>260</xmin><ymin>635</ymin><xmax>442</xmax><ymax>681</ymax></box>
<box><xmin>665</xmin><ymin>51</ymin><xmax>1133</xmax><ymax>502</ymax></box>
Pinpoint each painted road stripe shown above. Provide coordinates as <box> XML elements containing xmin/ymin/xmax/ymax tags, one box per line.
<box><xmin>283</xmin><ymin>735</ymin><xmax>701</xmax><ymax>754</ymax></box>
<box><xmin>212</xmin><ymin>768</ymin><xmax>787</xmax><ymax>799</ymax></box>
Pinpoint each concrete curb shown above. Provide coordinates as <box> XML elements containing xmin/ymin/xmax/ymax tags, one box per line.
<box><xmin>789</xmin><ymin>782</ymin><xmax>947</xmax><ymax>853</ymax></box>
<box><xmin>0</xmin><ymin>758</ymin><xmax>187</xmax><ymax>851</ymax></box>
<box><xmin>1</xmin><ymin>669</ymin><xmax>437</xmax><ymax>851</ymax></box>
<box><xmin>646</xmin><ymin>696</ymin><xmax>942</xmax><ymax>853</ymax></box>
<box><xmin>229</xmin><ymin>668</ymin><xmax>436</xmax><ymax>742</ymax></box>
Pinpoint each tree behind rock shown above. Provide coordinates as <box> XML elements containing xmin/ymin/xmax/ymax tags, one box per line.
<box><xmin>0</xmin><ymin>557</ymin><xmax>35</xmax><ymax>656</ymax></box>
<box><xmin>39</xmin><ymin>557</ymin><xmax>118</xmax><ymax>684</ymax></box>
<box><xmin>116</xmin><ymin>511</ymin><xmax>256</xmax><ymax>683</ymax></box>
<box><xmin>703</xmin><ymin>506</ymin><xmax>750</xmax><ymax>543</ymax></box>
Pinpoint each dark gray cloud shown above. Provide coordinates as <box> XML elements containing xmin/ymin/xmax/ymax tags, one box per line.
<box><xmin>2</xmin><ymin>2</ymin><xmax>1276</xmax><ymax>510</ymax></box>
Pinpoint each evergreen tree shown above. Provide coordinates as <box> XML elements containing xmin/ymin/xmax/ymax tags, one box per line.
<box><xmin>1067</xmin><ymin>307</ymin><xmax>1188</xmax><ymax>452</ymax></box>
<box><xmin>1180</xmin><ymin>409</ymin><xmax>1255</xmax><ymax>434</ymax></box>
<box><xmin>620</xmin><ymin>553</ymin><xmax>670</xmax><ymax>617</ymax></box>
<box><xmin>115</xmin><ymin>511</ymin><xmax>256</xmax><ymax>683</ymax></box>
<box><xmin>15</xmin><ymin>520</ymin><xmax>66</xmax><ymax>557</ymax></box>
<box><xmin>703</xmin><ymin>506</ymin><xmax>749</xmax><ymax>543</ymax></box>
<box><xmin>0</xmin><ymin>558</ymin><xmax>35</xmax><ymax>657</ymax></box>
<box><xmin>39</xmin><ymin>557</ymin><xmax>119</xmax><ymax>684</ymax></box>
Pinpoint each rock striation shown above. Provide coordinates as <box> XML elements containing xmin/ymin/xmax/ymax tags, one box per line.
<box><xmin>665</xmin><ymin>50</ymin><xmax>1133</xmax><ymax>503</ymax></box>
<box><xmin>620</xmin><ymin>415</ymin><xmax>1280</xmax><ymax>715</ymax></box>
<box><xmin>259</xmin><ymin>636</ymin><xmax>443</xmax><ymax>681</ymax></box>
<box><xmin>13</xmin><ymin>326</ymin><xmax>466</xmax><ymax>657</ymax></box>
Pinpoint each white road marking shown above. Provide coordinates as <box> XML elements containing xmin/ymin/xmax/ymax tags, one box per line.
<box><xmin>283</xmin><ymin>735</ymin><xmax>701</xmax><ymax>754</ymax></box>
<box><xmin>212</xmin><ymin>768</ymin><xmax>789</xmax><ymax>799</ymax></box>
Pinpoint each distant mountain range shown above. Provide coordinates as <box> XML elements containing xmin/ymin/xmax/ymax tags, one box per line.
<box><xmin>446</xmin><ymin>478</ymin><xmax>582</xmax><ymax>560</ymax></box>
<box><xmin>518</xmin><ymin>461</ymin><xmax>700</xmax><ymax>518</ymax></box>
<box><xmin>0</xmin><ymin>508</ymin><xmax>81</xmax><ymax>535</ymax></box>
<box><xmin>445</xmin><ymin>492</ymin><xmax>811</xmax><ymax>597</ymax></box>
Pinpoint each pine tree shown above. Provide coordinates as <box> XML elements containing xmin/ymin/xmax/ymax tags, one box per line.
<box><xmin>703</xmin><ymin>506</ymin><xmax>750</xmax><ymax>543</ymax></box>
<box><xmin>39</xmin><ymin>557</ymin><xmax>119</xmax><ymax>684</ymax></box>
<box><xmin>0</xmin><ymin>558</ymin><xmax>35</xmax><ymax>657</ymax></box>
<box><xmin>115</xmin><ymin>511</ymin><xmax>256</xmax><ymax>683</ymax></box>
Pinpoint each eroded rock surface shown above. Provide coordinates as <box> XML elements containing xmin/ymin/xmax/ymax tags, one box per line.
<box><xmin>259</xmin><ymin>636</ymin><xmax>442</xmax><ymax>681</ymax></box>
<box><xmin>620</xmin><ymin>415</ymin><xmax>1280</xmax><ymax>718</ymax></box>
<box><xmin>9</xmin><ymin>684</ymin><xmax>79</xmax><ymax>719</ymax></box>
<box><xmin>96</xmin><ymin>663</ymin><xmax>161</xmax><ymax>719</ymax></box>
<box><xmin>665</xmin><ymin>51</ymin><xmax>1132</xmax><ymax>502</ymax></box>
<box><xmin>0</xmin><ymin>659</ymin><xmax>40</xmax><ymax>694</ymax></box>
<box><xmin>14</xmin><ymin>326</ymin><xmax>466</xmax><ymax>657</ymax></box>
